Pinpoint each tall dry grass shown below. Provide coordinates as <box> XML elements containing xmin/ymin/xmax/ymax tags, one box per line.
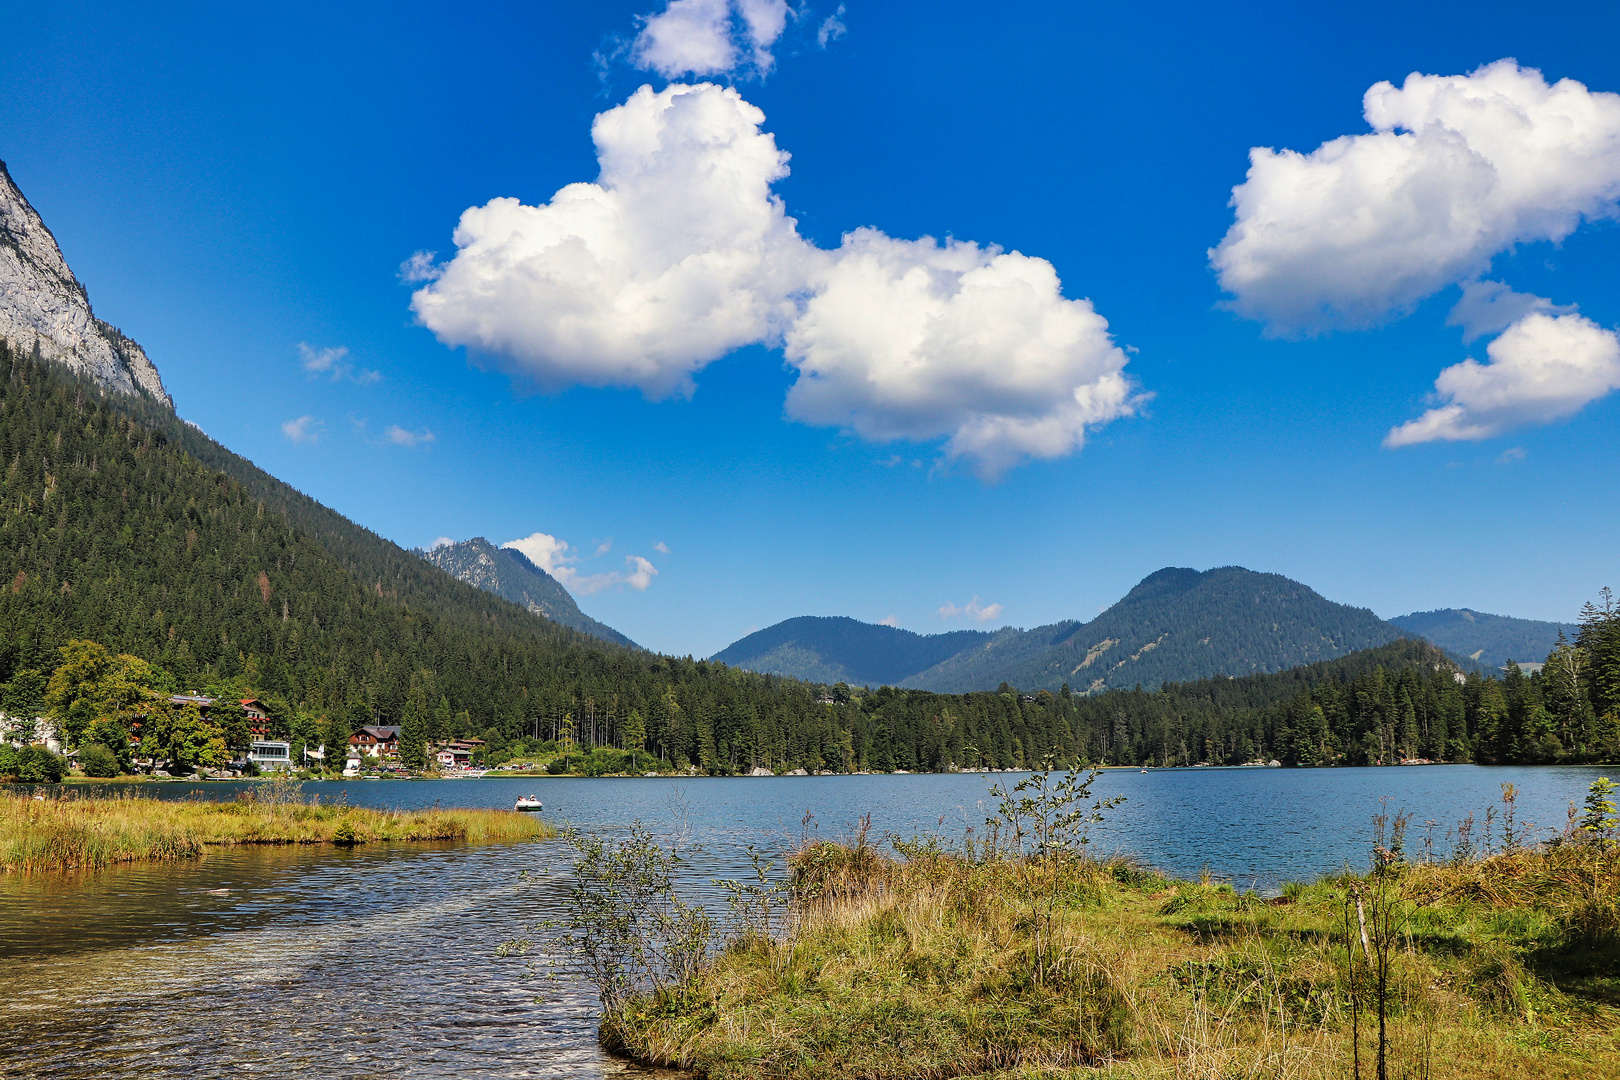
<box><xmin>1</xmin><ymin>786</ymin><xmax>551</xmax><ymax>872</ymax></box>
<box><xmin>609</xmin><ymin>839</ymin><xmax>1620</xmax><ymax>1080</ymax></box>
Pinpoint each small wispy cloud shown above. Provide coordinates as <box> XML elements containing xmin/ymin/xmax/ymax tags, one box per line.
<box><xmin>281</xmin><ymin>415</ymin><xmax>323</xmax><ymax>444</ymax></box>
<box><xmin>1497</xmin><ymin>446</ymin><xmax>1527</xmax><ymax>464</ymax></box>
<box><xmin>817</xmin><ymin>4</ymin><xmax>847</xmax><ymax>47</ymax></box>
<box><xmin>385</xmin><ymin>425</ymin><xmax>436</xmax><ymax>447</ymax></box>
<box><xmin>938</xmin><ymin>596</ymin><xmax>1003</xmax><ymax>623</ymax></box>
<box><xmin>628</xmin><ymin>0</ymin><xmax>791</xmax><ymax>80</ymax></box>
<box><xmin>429</xmin><ymin>536</ymin><xmax>455</xmax><ymax>550</ymax></box>
<box><xmin>622</xmin><ymin>555</ymin><xmax>658</xmax><ymax>591</ymax></box>
<box><xmin>298</xmin><ymin>342</ymin><xmax>381</xmax><ymax>385</ymax></box>
<box><xmin>502</xmin><ymin>532</ymin><xmax>660</xmax><ymax>595</ymax></box>
<box><xmin>879</xmin><ymin>614</ymin><xmax>899</xmax><ymax>627</ymax></box>
<box><xmin>594</xmin><ymin>538</ymin><xmax>614</xmax><ymax>556</ymax></box>
<box><xmin>399</xmin><ymin>251</ymin><xmax>443</xmax><ymax>283</ymax></box>
<box><xmin>654</xmin><ymin>541</ymin><xmax>671</xmax><ymax>554</ymax></box>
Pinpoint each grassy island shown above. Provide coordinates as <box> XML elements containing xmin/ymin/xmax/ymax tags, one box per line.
<box><xmin>1</xmin><ymin>785</ymin><xmax>552</xmax><ymax>872</ymax></box>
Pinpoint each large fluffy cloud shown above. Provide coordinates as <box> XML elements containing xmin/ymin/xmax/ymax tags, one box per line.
<box><xmin>630</xmin><ymin>0</ymin><xmax>790</xmax><ymax>78</ymax></box>
<box><xmin>1386</xmin><ymin>311</ymin><xmax>1620</xmax><ymax>446</ymax></box>
<box><xmin>785</xmin><ymin>230</ymin><xmax>1138</xmax><ymax>478</ymax></box>
<box><xmin>1212</xmin><ymin>61</ymin><xmax>1620</xmax><ymax>335</ymax></box>
<box><xmin>411</xmin><ymin>84</ymin><xmax>809</xmax><ymax>398</ymax></box>
<box><xmin>412</xmin><ymin>82</ymin><xmax>1139</xmax><ymax>477</ymax></box>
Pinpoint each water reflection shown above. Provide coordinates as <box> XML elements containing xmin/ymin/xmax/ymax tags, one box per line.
<box><xmin>0</xmin><ymin>842</ymin><xmax>682</xmax><ymax>1078</ymax></box>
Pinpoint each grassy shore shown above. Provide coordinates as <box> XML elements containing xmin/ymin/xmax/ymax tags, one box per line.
<box><xmin>608</xmin><ymin>839</ymin><xmax>1620</xmax><ymax>1079</ymax></box>
<box><xmin>1</xmin><ymin>786</ymin><xmax>552</xmax><ymax>872</ymax></box>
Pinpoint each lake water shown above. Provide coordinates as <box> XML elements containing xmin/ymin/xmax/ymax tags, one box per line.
<box><xmin>2</xmin><ymin>765</ymin><xmax>1610</xmax><ymax>1078</ymax></box>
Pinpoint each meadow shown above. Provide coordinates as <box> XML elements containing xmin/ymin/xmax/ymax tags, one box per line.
<box><xmin>1</xmin><ymin>779</ymin><xmax>550</xmax><ymax>872</ymax></box>
<box><xmin>591</xmin><ymin>776</ymin><xmax>1620</xmax><ymax>1080</ymax></box>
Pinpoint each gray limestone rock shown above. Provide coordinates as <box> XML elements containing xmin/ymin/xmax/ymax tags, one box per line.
<box><xmin>0</xmin><ymin>160</ymin><xmax>171</xmax><ymax>407</ymax></box>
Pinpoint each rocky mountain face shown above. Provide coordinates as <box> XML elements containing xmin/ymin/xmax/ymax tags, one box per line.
<box><xmin>419</xmin><ymin>537</ymin><xmax>637</xmax><ymax>649</ymax></box>
<box><xmin>0</xmin><ymin>160</ymin><xmax>170</xmax><ymax>407</ymax></box>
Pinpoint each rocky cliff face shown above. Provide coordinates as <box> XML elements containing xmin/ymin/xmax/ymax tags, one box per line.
<box><xmin>0</xmin><ymin>160</ymin><xmax>171</xmax><ymax>407</ymax></box>
<box><xmin>419</xmin><ymin>537</ymin><xmax>639</xmax><ymax>649</ymax></box>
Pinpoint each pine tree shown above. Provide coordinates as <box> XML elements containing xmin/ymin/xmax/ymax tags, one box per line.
<box><xmin>399</xmin><ymin>674</ymin><xmax>431</xmax><ymax>770</ymax></box>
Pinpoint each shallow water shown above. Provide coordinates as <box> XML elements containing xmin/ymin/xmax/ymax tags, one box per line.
<box><xmin>2</xmin><ymin>764</ymin><xmax>1609</xmax><ymax>1077</ymax></box>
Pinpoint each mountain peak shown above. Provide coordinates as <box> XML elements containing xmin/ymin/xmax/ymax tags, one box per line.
<box><xmin>418</xmin><ymin>537</ymin><xmax>637</xmax><ymax>649</ymax></box>
<box><xmin>711</xmin><ymin>616</ymin><xmax>996</xmax><ymax>687</ymax></box>
<box><xmin>0</xmin><ymin>160</ymin><xmax>171</xmax><ymax>407</ymax></box>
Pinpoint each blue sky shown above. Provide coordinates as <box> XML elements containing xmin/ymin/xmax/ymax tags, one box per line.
<box><xmin>5</xmin><ymin>0</ymin><xmax>1618</xmax><ymax>656</ymax></box>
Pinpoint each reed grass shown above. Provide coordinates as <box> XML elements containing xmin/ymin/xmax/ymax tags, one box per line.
<box><xmin>0</xmin><ymin>787</ymin><xmax>552</xmax><ymax>872</ymax></box>
<box><xmin>609</xmin><ymin>841</ymin><xmax>1620</xmax><ymax>1080</ymax></box>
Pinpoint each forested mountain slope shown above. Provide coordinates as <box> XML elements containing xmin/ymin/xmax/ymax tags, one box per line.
<box><xmin>1390</xmin><ymin>608</ymin><xmax>1576</xmax><ymax>670</ymax></box>
<box><xmin>4</xmin><ymin>342</ymin><xmax>1613</xmax><ymax>773</ymax></box>
<box><xmin>711</xmin><ymin>616</ymin><xmax>992</xmax><ymax>686</ymax></box>
<box><xmin>419</xmin><ymin>537</ymin><xmax>635</xmax><ymax>648</ymax></box>
<box><xmin>0</xmin><ymin>343</ymin><xmax>809</xmax><ymax>753</ymax></box>
<box><xmin>904</xmin><ymin>567</ymin><xmax>1406</xmax><ymax>693</ymax></box>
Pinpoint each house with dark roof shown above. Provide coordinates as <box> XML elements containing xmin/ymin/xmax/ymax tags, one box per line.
<box><xmin>350</xmin><ymin>725</ymin><xmax>401</xmax><ymax>757</ymax></box>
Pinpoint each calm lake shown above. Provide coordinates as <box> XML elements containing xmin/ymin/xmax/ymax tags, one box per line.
<box><xmin>2</xmin><ymin>765</ymin><xmax>1610</xmax><ymax>1078</ymax></box>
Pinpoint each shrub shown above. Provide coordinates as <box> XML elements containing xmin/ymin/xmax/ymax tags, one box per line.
<box><xmin>8</xmin><ymin>745</ymin><xmax>65</xmax><ymax>783</ymax></box>
<box><xmin>79</xmin><ymin>743</ymin><xmax>121</xmax><ymax>777</ymax></box>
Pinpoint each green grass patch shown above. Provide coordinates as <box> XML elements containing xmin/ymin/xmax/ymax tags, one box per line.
<box><xmin>610</xmin><ymin>843</ymin><xmax>1620</xmax><ymax>1080</ymax></box>
<box><xmin>1</xmin><ymin>785</ymin><xmax>552</xmax><ymax>871</ymax></box>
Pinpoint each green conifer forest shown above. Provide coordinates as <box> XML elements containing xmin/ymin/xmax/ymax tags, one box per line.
<box><xmin>1</xmin><ymin>342</ymin><xmax>1615</xmax><ymax>775</ymax></box>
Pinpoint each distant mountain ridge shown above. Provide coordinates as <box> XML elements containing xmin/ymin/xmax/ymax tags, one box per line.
<box><xmin>418</xmin><ymin>538</ymin><xmax>636</xmax><ymax>648</ymax></box>
<box><xmin>1389</xmin><ymin>608</ymin><xmax>1575</xmax><ymax>670</ymax></box>
<box><xmin>711</xmin><ymin>616</ymin><xmax>993</xmax><ymax>686</ymax></box>
<box><xmin>715</xmin><ymin>567</ymin><xmax>1411</xmax><ymax>693</ymax></box>
<box><xmin>905</xmin><ymin>567</ymin><xmax>1405</xmax><ymax>693</ymax></box>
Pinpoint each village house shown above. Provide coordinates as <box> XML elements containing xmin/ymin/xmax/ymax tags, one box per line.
<box><xmin>166</xmin><ymin>695</ymin><xmax>274</xmax><ymax>739</ymax></box>
<box><xmin>350</xmin><ymin>725</ymin><xmax>401</xmax><ymax>757</ymax></box>
<box><xmin>431</xmin><ymin>737</ymin><xmax>486</xmax><ymax>771</ymax></box>
<box><xmin>248</xmin><ymin>740</ymin><xmax>292</xmax><ymax>771</ymax></box>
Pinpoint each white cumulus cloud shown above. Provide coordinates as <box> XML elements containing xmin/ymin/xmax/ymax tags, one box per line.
<box><xmin>631</xmin><ymin>0</ymin><xmax>789</xmax><ymax>79</ymax></box>
<box><xmin>939</xmin><ymin>596</ymin><xmax>1004</xmax><ymax>623</ymax></box>
<box><xmin>1385</xmin><ymin>311</ymin><xmax>1620</xmax><ymax>446</ymax></box>
<box><xmin>413</xmin><ymin>82</ymin><xmax>1140</xmax><ymax>477</ymax></box>
<box><xmin>1212</xmin><ymin>60</ymin><xmax>1620</xmax><ymax>335</ymax></box>
<box><xmin>281</xmin><ymin>415</ymin><xmax>323</xmax><ymax>444</ymax></box>
<box><xmin>879</xmin><ymin>614</ymin><xmax>899</xmax><ymax>627</ymax></box>
<box><xmin>502</xmin><ymin>532</ymin><xmax>660</xmax><ymax>595</ymax></box>
<box><xmin>786</xmin><ymin>230</ymin><xmax>1141</xmax><ymax>479</ymax></box>
<box><xmin>412</xmin><ymin>83</ymin><xmax>809</xmax><ymax>400</ymax></box>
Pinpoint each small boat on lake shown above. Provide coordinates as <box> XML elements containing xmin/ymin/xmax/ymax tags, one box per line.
<box><xmin>514</xmin><ymin>796</ymin><xmax>543</xmax><ymax>812</ymax></box>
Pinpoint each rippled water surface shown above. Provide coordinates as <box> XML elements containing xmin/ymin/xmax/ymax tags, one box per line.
<box><xmin>3</xmin><ymin>765</ymin><xmax>1609</xmax><ymax>1078</ymax></box>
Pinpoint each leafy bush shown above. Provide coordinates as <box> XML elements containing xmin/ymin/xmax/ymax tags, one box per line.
<box><xmin>3</xmin><ymin>745</ymin><xmax>66</xmax><ymax>783</ymax></box>
<box><xmin>79</xmin><ymin>743</ymin><xmax>120</xmax><ymax>777</ymax></box>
